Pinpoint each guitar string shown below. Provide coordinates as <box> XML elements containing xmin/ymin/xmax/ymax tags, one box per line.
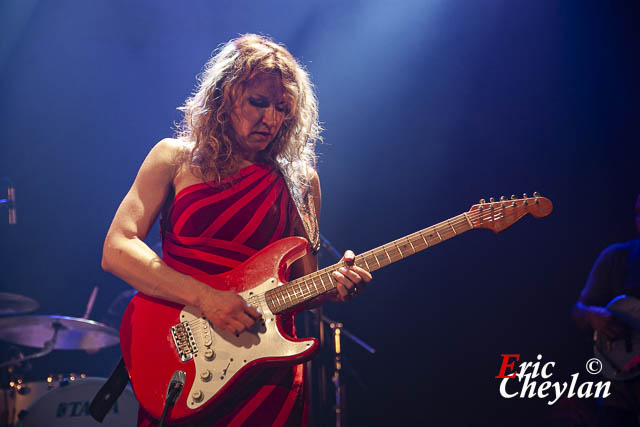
<box><xmin>178</xmin><ymin>200</ymin><xmax>545</xmax><ymax>317</ymax></box>
<box><xmin>265</xmin><ymin>200</ymin><xmax>547</xmax><ymax>310</ymax></box>
<box><xmin>269</xmin><ymin>210</ymin><xmax>507</xmax><ymax>307</ymax></box>
<box><xmin>176</xmin><ymin>210</ymin><xmax>491</xmax><ymax>324</ymax></box>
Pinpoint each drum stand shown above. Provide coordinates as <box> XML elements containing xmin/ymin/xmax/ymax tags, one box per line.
<box><xmin>0</xmin><ymin>322</ymin><xmax>62</xmax><ymax>370</ymax></box>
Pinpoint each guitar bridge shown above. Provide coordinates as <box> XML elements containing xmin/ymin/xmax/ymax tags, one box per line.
<box><xmin>171</xmin><ymin>321</ymin><xmax>198</xmax><ymax>362</ymax></box>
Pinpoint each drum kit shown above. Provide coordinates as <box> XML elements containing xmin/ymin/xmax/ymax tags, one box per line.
<box><xmin>0</xmin><ymin>291</ymin><xmax>138</xmax><ymax>426</ymax></box>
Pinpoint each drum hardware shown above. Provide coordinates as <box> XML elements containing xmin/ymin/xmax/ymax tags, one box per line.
<box><xmin>81</xmin><ymin>285</ymin><xmax>99</xmax><ymax>320</ymax></box>
<box><xmin>0</xmin><ymin>321</ymin><xmax>60</xmax><ymax>370</ymax></box>
<box><xmin>0</xmin><ymin>293</ymin><xmax>39</xmax><ymax>316</ymax></box>
<box><xmin>0</xmin><ymin>284</ymin><xmax>119</xmax><ymax>359</ymax></box>
<box><xmin>0</xmin><ymin>315</ymin><xmax>120</xmax><ymax>371</ymax></box>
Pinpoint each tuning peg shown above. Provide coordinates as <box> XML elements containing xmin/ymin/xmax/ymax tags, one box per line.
<box><xmin>522</xmin><ymin>193</ymin><xmax>528</xmax><ymax>198</ymax></box>
<box><xmin>489</xmin><ymin>197</ymin><xmax>495</xmax><ymax>202</ymax></box>
<box><xmin>533</xmin><ymin>191</ymin><xmax>540</xmax><ymax>197</ymax></box>
<box><xmin>511</xmin><ymin>194</ymin><xmax>516</xmax><ymax>200</ymax></box>
<box><xmin>500</xmin><ymin>196</ymin><xmax>506</xmax><ymax>201</ymax></box>
<box><xmin>479</xmin><ymin>198</ymin><xmax>486</xmax><ymax>204</ymax></box>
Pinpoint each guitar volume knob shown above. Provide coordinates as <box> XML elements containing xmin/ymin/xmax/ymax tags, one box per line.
<box><xmin>192</xmin><ymin>390</ymin><xmax>204</xmax><ymax>402</ymax></box>
<box><xmin>200</xmin><ymin>369</ymin><xmax>212</xmax><ymax>382</ymax></box>
<box><xmin>205</xmin><ymin>348</ymin><xmax>215</xmax><ymax>361</ymax></box>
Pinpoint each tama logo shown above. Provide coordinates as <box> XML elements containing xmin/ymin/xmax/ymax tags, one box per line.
<box><xmin>495</xmin><ymin>354</ymin><xmax>611</xmax><ymax>405</ymax></box>
<box><xmin>56</xmin><ymin>400</ymin><xmax>121</xmax><ymax>418</ymax></box>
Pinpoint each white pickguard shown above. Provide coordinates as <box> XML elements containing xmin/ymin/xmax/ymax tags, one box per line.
<box><xmin>178</xmin><ymin>277</ymin><xmax>314</xmax><ymax>409</ymax></box>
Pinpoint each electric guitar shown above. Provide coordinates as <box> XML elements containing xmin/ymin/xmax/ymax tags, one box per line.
<box><xmin>594</xmin><ymin>295</ymin><xmax>640</xmax><ymax>380</ymax></box>
<box><xmin>120</xmin><ymin>193</ymin><xmax>553</xmax><ymax>422</ymax></box>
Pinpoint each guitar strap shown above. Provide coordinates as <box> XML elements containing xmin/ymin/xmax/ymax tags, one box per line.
<box><xmin>282</xmin><ymin>171</ymin><xmax>320</xmax><ymax>255</ymax></box>
<box><xmin>89</xmin><ymin>358</ymin><xmax>129</xmax><ymax>422</ymax></box>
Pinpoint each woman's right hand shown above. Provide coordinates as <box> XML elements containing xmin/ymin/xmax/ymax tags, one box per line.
<box><xmin>197</xmin><ymin>288</ymin><xmax>262</xmax><ymax>335</ymax></box>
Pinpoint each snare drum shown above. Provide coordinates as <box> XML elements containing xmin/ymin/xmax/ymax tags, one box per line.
<box><xmin>18</xmin><ymin>377</ymin><xmax>138</xmax><ymax>426</ymax></box>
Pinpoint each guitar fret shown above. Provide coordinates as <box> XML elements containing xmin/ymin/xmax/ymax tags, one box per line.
<box><xmin>324</xmin><ymin>272</ymin><xmax>335</xmax><ymax>290</ymax></box>
<box><xmin>313</xmin><ymin>275</ymin><xmax>323</xmax><ymax>296</ymax></box>
<box><xmin>317</xmin><ymin>274</ymin><xmax>326</xmax><ymax>293</ymax></box>
<box><xmin>363</xmin><ymin>257</ymin><xmax>371</xmax><ymax>271</ymax></box>
<box><xmin>463</xmin><ymin>213</ymin><xmax>473</xmax><ymax>228</ymax></box>
<box><xmin>299</xmin><ymin>281</ymin><xmax>309</xmax><ymax>299</ymax></box>
<box><xmin>435</xmin><ymin>229</ymin><xmax>442</xmax><ymax>241</ymax></box>
<box><xmin>448</xmin><ymin>220</ymin><xmax>457</xmax><ymax>235</ymax></box>
<box><xmin>421</xmin><ymin>232</ymin><xmax>429</xmax><ymax>248</ymax></box>
<box><xmin>315</xmin><ymin>275</ymin><xmax>322</xmax><ymax>294</ymax></box>
<box><xmin>408</xmin><ymin>239</ymin><xmax>416</xmax><ymax>253</ymax></box>
<box><xmin>279</xmin><ymin>290</ymin><xmax>287</xmax><ymax>309</ymax></box>
<box><xmin>395</xmin><ymin>242</ymin><xmax>404</xmax><ymax>258</ymax></box>
<box><xmin>383</xmin><ymin>247</ymin><xmax>392</xmax><ymax>263</ymax></box>
<box><xmin>374</xmin><ymin>253</ymin><xmax>381</xmax><ymax>268</ymax></box>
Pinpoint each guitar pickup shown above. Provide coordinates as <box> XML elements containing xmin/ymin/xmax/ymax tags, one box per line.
<box><xmin>171</xmin><ymin>321</ymin><xmax>198</xmax><ymax>362</ymax></box>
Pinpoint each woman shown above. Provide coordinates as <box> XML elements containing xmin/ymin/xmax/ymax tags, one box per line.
<box><xmin>102</xmin><ymin>34</ymin><xmax>372</xmax><ymax>426</ymax></box>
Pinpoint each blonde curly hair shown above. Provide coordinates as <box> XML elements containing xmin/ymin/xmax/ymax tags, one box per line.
<box><xmin>176</xmin><ymin>34</ymin><xmax>321</xmax><ymax>189</ymax></box>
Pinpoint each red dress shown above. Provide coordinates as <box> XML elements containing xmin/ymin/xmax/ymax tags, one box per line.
<box><xmin>137</xmin><ymin>163</ymin><xmax>308</xmax><ymax>427</ymax></box>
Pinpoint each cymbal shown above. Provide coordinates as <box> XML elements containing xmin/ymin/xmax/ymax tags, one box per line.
<box><xmin>0</xmin><ymin>292</ymin><xmax>39</xmax><ymax>315</ymax></box>
<box><xmin>0</xmin><ymin>315</ymin><xmax>119</xmax><ymax>351</ymax></box>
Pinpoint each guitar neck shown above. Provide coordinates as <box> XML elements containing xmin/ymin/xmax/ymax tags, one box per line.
<box><xmin>265</xmin><ymin>212</ymin><xmax>474</xmax><ymax>314</ymax></box>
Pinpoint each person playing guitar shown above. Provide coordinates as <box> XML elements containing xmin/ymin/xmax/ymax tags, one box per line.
<box><xmin>102</xmin><ymin>34</ymin><xmax>372</xmax><ymax>426</ymax></box>
<box><xmin>573</xmin><ymin>193</ymin><xmax>640</xmax><ymax>426</ymax></box>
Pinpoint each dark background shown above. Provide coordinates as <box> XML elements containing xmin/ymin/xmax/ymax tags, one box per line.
<box><xmin>1</xmin><ymin>1</ymin><xmax>638</xmax><ymax>425</ymax></box>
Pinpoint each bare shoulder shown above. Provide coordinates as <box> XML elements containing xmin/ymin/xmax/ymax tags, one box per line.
<box><xmin>138</xmin><ymin>138</ymin><xmax>191</xmax><ymax>180</ymax></box>
<box><xmin>147</xmin><ymin>138</ymin><xmax>188</xmax><ymax>166</ymax></box>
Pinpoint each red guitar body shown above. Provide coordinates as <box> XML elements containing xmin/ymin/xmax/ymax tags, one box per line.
<box><xmin>120</xmin><ymin>237</ymin><xmax>319</xmax><ymax>423</ymax></box>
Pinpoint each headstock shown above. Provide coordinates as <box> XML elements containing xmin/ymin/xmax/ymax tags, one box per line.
<box><xmin>467</xmin><ymin>192</ymin><xmax>553</xmax><ymax>233</ymax></box>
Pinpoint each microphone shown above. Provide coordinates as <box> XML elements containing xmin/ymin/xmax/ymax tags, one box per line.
<box><xmin>8</xmin><ymin>185</ymin><xmax>16</xmax><ymax>225</ymax></box>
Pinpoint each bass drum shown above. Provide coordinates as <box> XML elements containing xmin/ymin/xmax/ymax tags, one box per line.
<box><xmin>19</xmin><ymin>377</ymin><xmax>138</xmax><ymax>426</ymax></box>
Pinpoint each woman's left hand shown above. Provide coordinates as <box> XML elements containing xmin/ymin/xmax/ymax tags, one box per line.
<box><xmin>331</xmin><ymin>250</ymin><xmax>372</xmax><ymax>302</ymax></box>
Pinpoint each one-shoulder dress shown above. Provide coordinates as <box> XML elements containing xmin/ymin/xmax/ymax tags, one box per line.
<box><xmin>137</xmin><ymin>163</ymin><xmax>308</xmax><ymax>427</ymax></box>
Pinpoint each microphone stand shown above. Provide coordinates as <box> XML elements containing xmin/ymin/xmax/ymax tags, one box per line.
<box><xmin>0</xmin><ymin>176</ymin><xmax>16</xmax><ymax>225</ymax></box>
<box><xmin>314</xmin><ymin>234</ymin><xmax>376</xmax><ymax>427</ymax></box>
